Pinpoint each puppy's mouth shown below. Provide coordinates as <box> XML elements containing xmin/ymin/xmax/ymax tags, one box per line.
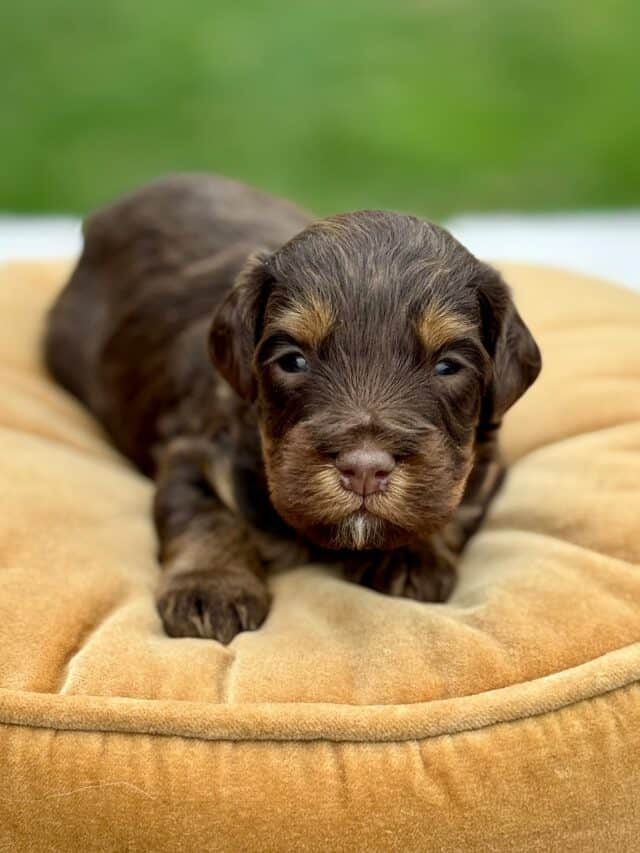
<box><xmin>341</xmin><ymin>500</ymin><xmax>388</xmax><ymax>527</ymax></box>
<box><xmin>329</xmin><ymin>507</ymin><xmax>410</xmax><ymax>550</ymax></box>
<box><xmin>305</xmin><ymin>498</ymin><xmax>413</xmax><ymax>551</ymax></box>
<box><xmin>265</xmin><ymin>424</ymin><xmax>464</xmax><ymax>551</ymax></box>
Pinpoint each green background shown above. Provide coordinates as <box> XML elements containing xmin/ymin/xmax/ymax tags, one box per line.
<box><xmin>3</xmin><ymin>0</ymin><xmax>639</xmax><ymax>219</ymax></box>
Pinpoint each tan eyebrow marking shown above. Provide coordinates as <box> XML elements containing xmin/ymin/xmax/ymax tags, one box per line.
<box><xmin>418</xmin><ymin>302</ymin><xmax>475</xmax><ymax>351</ymax></box>
<box><xmin>271</xmin><ymin>295</ymin><xmax>335</xmax><ymax>348</ymax></box>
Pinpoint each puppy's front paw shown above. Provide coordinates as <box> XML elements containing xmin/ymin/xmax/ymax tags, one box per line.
<box><xmin>157</xmin><ymin>569</ymin><xmax>270</xmax><ymax>643</ymax></box>
<box><xmin>347</xmin><ymin>547</ymin><xmax>456</xmax><ymax>603</ymax></box>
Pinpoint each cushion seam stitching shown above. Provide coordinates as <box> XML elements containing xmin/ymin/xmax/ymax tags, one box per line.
<box><xmin>1</xmin><ymin>677</ymin><xmax>637</xmax><ymax>745</ymax></box>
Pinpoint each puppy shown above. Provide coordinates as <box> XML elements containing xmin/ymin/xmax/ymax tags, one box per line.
<box><xmin>45</xmin><ymin>174</ymin><xmax>541</xmax><ymax>643</ymax></box>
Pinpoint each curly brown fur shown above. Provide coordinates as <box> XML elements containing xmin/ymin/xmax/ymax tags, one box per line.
<box><xmin>44</xmin><ymin>173</ymin><xmax>541</xmax><ymax>643</ymax></box>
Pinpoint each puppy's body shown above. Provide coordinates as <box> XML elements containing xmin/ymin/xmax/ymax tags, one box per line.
<box><xmin>46</xmin><ymin>175</ymin><xmax>309</xmax><ymax>474</ymax></box>
<box><xmin>45</xmin><ymin>174</ymin><xmax>541</xmax><ymax>642</ymax></box>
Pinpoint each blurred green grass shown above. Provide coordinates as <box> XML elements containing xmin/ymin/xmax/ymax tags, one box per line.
<box><xmin>2</xmin><ymin>0</ymin><xmax>639</xmax><ymax>218</ymax></box>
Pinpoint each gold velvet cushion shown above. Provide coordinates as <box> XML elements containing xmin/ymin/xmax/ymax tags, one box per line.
<box><xmin>1</xmin><ymin>261</ymin><xmax>640</xmax><ymax>852</ymax></box>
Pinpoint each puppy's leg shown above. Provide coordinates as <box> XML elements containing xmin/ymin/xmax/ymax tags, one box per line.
<box><xmin>344</xmin><ymin>535</ymin><xmax>457</xmax><ymax>603</ymax></box>
<box><xmin>153</xmin><ymin>438</ymin><xmax>269</xmax><ymax>642</ymax></box>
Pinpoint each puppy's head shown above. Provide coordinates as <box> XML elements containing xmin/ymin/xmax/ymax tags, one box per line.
<box><xmin>210</xmin><ymin>211</ymin><xmax>541</xmax><ymax>550</ymax></box>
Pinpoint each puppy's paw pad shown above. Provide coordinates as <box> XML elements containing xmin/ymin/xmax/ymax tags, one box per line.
<box><xmin>157</xmin><ymin>570</ymin><xmax>270</xmax><ymax>643</ymax></box>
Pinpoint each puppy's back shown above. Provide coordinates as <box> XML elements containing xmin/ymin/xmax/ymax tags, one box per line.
<box><xmin>44</xmin><ymin>173</ymin><xmax>310</xmax><ymax>431</ymax></box>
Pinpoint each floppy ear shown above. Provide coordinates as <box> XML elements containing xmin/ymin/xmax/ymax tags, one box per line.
<box><xmin>477</xmin><ymin>264</ymin><xmax>542</xmax><ymax>428</ymax></box>
<box><xmin>208</xmin><ymin>251</ymin><xmax>273</xmax><ymax>400</ymax></box>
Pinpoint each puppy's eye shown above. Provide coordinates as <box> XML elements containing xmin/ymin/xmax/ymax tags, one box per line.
<box><xmin>434</xmin><ymin>359</ymin><xmax>461</xmax><ymax>377</ymax></box>
<box><xmin>276</xmin><ymin>351</ymin><xmax>309</xmax><ymax>374</ymax></box>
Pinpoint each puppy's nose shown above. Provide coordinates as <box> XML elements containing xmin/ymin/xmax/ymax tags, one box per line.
<box><xmin>335</xmin><ymin>445</ymin><xmax>396</xmax><ymax>496</ymax></box>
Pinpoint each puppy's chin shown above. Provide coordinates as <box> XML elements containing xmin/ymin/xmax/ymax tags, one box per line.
<box><xmin>301</xmin><ymin>513</ymin><xmax>413</xmax><ymax>551</ymax></box>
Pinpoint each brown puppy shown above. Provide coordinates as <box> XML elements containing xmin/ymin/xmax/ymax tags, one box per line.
<box><xmin>45</xmin><ymin>174</ymin><xmax>541</xmax><ymax>643</ymax></box>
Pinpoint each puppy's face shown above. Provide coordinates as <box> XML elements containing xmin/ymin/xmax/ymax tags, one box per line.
<box><xmin>210</xmin><ymin>211</ymin><xmax>540</xmax><ymax>550</ymax></box>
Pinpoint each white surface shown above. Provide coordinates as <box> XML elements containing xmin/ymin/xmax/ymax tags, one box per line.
<box><xmin>0</xmin><ymin>216</ymin><xmax>82</xmax><ymax>262</ymax></box>
<box><xmin>1</xmin><ymin>211</ymin><xmax>638</xmax><ymax>292</ymax></box>
<box><xmin>448</xmin><ymin>212</ymin><xmax>640</xmax><ymax>292</ymax></box>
